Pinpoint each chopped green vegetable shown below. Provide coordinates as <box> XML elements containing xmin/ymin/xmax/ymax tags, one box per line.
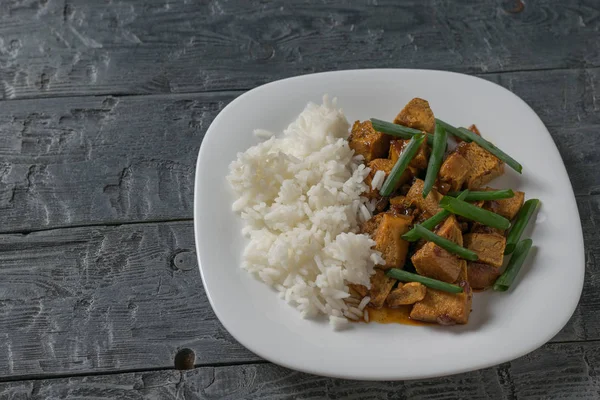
<box><xmin>412</xmin><ymin>224</ymin><xmax>479</xmax><ymax>261</ymax></box>
<box><xmin>447</xmin><ymin>189</ymin><xmax>515</xmax><ymax>201</ymax></box>
<box><xmin>422</xmin><ymin>122</ymin><xmax>447</xmax><ymax>198</ymax></box>
<box><xmin>435</xmin><ymin>118</ymin><xmax>473</xmax><ymax>142</ymax></box>
<box><xmin>494</xmin><ymin>239</ymin><xmax>533</xmax><ymax>291</ymax></box>
<box><xmin>505</xmin><ymin>199</ymin><xmax>540</xmax><ymax>254</ymax></box>
<box><xmin>370</xmin><ymin>118</ymin><xmax>434</xmax><ymax>145</ymax></box>
<box><xmin>402</xmin><ymin>190</ymin><xmax>469</xmax><ymax>242</ymax></box>
<box><xmin>439</xmin><ymin>196</ymin><xmax>511</xmax><ymax>230</ymax></box>
<box><xmin>380</xmin><ymin>133</ymin><xmax>426</xmax><ymax>196</ymax></box>
<box><xmin>386</xmin><ymin>268</ymin><xmax>463</xmax><ymax>294</ymax></box>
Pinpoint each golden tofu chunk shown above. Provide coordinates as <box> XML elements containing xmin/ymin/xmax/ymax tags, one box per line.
<box><xmin>360</xmin><ymin>213</ymin><xmax>384</xmax><ymax>236</ymax></box>
<box><xmin>405</xmin><ymin>179</ymin><xmax>443</xmax><ymax>218</ymax></box>
<box><xmin>484</xmin><ymin>189</ymin><xmax>525</xmax><ymax>220</ymax></box>
<box><xmin>457</xmin><ymin>142</ymin><xmax>504</xmax><ymax>189</ymax></box>
<box><xmin>411</xmin><ymin>215</ymin><xmax>464</xmax><ymax>283</ymax></box>
<box><xmin>468</xmin><ymin>262</ymin><xmax>502</xmax><ymax>290</ymax></box>
<box><xmin>368</xmin><ymin>269</ymin><xmax>396</xmax><ymax>308</ymax></box>
<box><xmin>348</xmin><ymin>120</ymin><xmax>391</xmax><ymax>163</ymax></box>
<box><xmin>363</xmin><ymin>159</ymin><xmax>411</xmax><ymax>200</ymax></box>
<box><xmin>349</xmin><ymin>283</ymin><xmax>368</xmax><ymax>298</ymax></box>
<box><xmin>373</xmin><ymin>212</ymin><xmax>413</xmax><ymax>269</ymax></box>
<box><xmin>386</xmin><ymin>282</ymin><xmax>427</xmax><ymax>306</ymax></box>
<box><xmin>470</xmin><ymin>222</ymin><xmax>504</xmax><ymax>236</ymax></box>
<box><xmin>389</xmin><ymin>195</ymin><xmax>407</xmax><ymax>207</ymax></box>
<box><xmin>412</xmin><ymin>243</ymin><xmax>462</xmax><ymax>283</ymax></box>
<box><xmin>439</xmin><ymin>152</ymin><xmax>470</xmax><ymax>192</ymax></box>
<box><xmin>463</xmin><ymin>233</ymin><xmax>506</xmax><ymax>268</ymax></box>
<box><xmin>389</xmin><ymin>139</ymin><xmax>430</xmax><ymax>170</ymax></box>
<box><xmin>393</xmin><ymin>98</ymin><xmax>436</xmax><ymax>134</ymax></box>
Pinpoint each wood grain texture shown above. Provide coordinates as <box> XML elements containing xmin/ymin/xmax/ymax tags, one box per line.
<box><xmin>2</xmin><ymin>342</ymin><xmax>600</xmax><ymax>399</ymax></box>
<box><xmin>0</xmin><ymin>68</ymin><xmax>598</xmax><ymax>233</ymax></box>
<box><xmin>0</xmin><ymin>221</ymin><xmax>257</xmax><ymax>380</ymax></box>
<box><xmin>0</xmin><ymin>193</ymin><xmax>599</xmax><ymax>379</ymax></box>
<box><xmin>1</xmin><ymin>0</ymin><xmax>600</xmax><ymax>99</ymax></box>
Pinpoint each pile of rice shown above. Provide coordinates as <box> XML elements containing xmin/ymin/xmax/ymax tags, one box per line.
<box><xmin>227</xmin><ymin>96</ymin><xmax>384</xmax><ymax>329</ymax></box>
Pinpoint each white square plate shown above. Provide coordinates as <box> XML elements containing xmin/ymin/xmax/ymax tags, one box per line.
<box><xmin>194</xmin><ymin>69</ymin><xmax>584</xmax><ymax>380</ymax></box>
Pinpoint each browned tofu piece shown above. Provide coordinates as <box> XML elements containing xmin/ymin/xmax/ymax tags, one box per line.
<box><xmin>368</xmin><ymin>269</ymin><xmax>396</xmax><ymax>308</ymax></box>
<box><xmin>389</xmin><ymin>195</ymin><xmax>407</xmax><ymax>207</ymax></box>
<box><xmin>389</xmin><ymin>139</ymin><xmax>430</xmax><ymax>170</ymax></box>
<box><xmin>363</xmin><ymin>159</ymin><xmax>412</xmax><ymax>200</ymax></box>
<box><xmin>468</xmin><ymin>262</ymin><xmax>502</xmax><ymax>290</ymax></box>
<box><xmin>410</xmin><ymin>261</ymin><xmax>472</xmax><ymax>325</ymax></box>
<box><xmin>468</xmin><ymin>124</ymin><xmax>482</xmax><ymax>136</ymax></box>
<box><xmin>436</xmin><ymin>215</ymin><xmax>463</xmax><ymax>246</ymax></box>
<box><xmin>405</xmin><ymin>179</ymin><xmax>443</xmax><ymax>218</ymax></box>
<box><xmin>348</xmin><ymin>120</ymin><xmax>391</xmax><ymax>163</ymax></box>
<box><xmin>393</xmin><ymin>98</ymin><xmax>436</xmax><ymax>134</ymax></box>
<box><xmin>412</xmin><ymin>243</ymin><xmax>462</xmax><ymax>283</ymax></box>
<box><xmin>484</xmin><ymin>189</ymin><xmax>525</xmax><ymax>220</ymax></box>
<box><xmin>439</xmin><ymin>152</ymin><xmax>470</xmax><ymax>192</ymax></box>
<box><xmin>457</xmin><ymin>142</ymin><xmax>504</xmax><ymax>189</ymax></box>
<box><xmin>360</xmin><ymin>214</ymin><xmax>384</xmax><ymax>236</ymax></box>
<box><xmin>373</xmin><ymin>212</ymin><xmax>413</xmax><ymax>269</ymax></box>
<box><xmin>470</xmin><ymin>222</ymin><xmax>504</xmax><ymax>236</ymax></box>
<box><xmin>463</xmin><ymin>233</ymin><xmax>506</xmax><ymax>268</ymax></box>
<box><xmin>386</xmin><ymin>282</ymin><xmax>427</xmax><ymax>306</ymax></box>
<box><xmin>349</xmin><ymin>284</ymin><xmax>368</xmax><ymax>298</ymax></box>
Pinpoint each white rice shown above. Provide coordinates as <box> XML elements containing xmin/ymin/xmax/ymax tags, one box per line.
<box><xmin>371</xmin><ymin>170</ymin><xmax>386</xmax><ymax>191</ymax></box>
<box><xmin>227</xmin><ymin>96</ymin><xmax>382</xmax><ymax>329</ymax></box>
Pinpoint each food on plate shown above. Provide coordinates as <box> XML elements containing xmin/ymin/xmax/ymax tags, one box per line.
<box><xmin>228</xmin><ymin>96</ymin><xmax>538</xmax><ymax>329</ymax></box>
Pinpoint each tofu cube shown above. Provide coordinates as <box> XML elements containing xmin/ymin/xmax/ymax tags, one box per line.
<box><xmin>439</xmin><ymin>151</ymin><xmax>470</xmax><ymax>192</ymax></box>
<box><xmin>457</xmin><ymin>142</ymin><xmax>505</xmax><ymax>189</ymax></box>
<box><xmin>348</xmin><ymin>120</ymin><xmax>391</xmax><ymax>163</ymax></box>
<box><xmin>405</xmin><ymin>178</ymin><xmax>443</xmax><ymax>218</ymax></box>
<box><xmin>463</xmin><ymin>233</ymin><xmax>506</xmax><ymax>268</ymax></box>
<box><xmin>389</xmin><ymin>139</ymin><xmax>430</xmax><ymax>170</ymax></box>
<box><xmin>435</xmin><ymin>215</ymin><xmax>463</xmax><ymax>246</ymax></box>
<box><xmin>484</xmin><ymin>189</ymin><xmax>525</xmax><ymax>220</ymax></box>
<box><xmin>360</xmin><ymin>213</ymin><xmax>384</xmax><ymax>236</ymax></box>
<box><xmin>368</xmin><ymin>269</ymin><xmax>397</xmax><ymax>308</ymax></box>
<box><xmin>373</xmin><ymin>212</ymin><xmax>413</xmax><ymax>269</ymax></box>
<box><xmin>467</xmin><ymin>262</ymin><xmax>502</xmax><ymax>290</ymax></box>
<box><xmin>386</xmin><ymin>282</ymin><xmax>427</xmax><ymax>306</ymax></box>
<box><xmin>363</xmin><ymin>158</ymin><xmax>411</xmax><ymax>200</ymax></box>
<box><xmin>393</xmin><ymin>98</ymin><xmax>436</xmax><ymax>133</ymax></box>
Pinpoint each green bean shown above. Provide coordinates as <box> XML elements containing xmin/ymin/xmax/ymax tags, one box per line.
<box><xmin>439</xmin><ymin>196</ymin><xmax>511</xmax><ymax>230</ymax></box>
<box><xmin>446</xmin><ymin>189</ymin><xmax>515</xmax><ymax>201</ymax></box>
<box><xmin>494</xmin><ymin>239</ymin><xmax>533</xmax><ymax>291</ymax></box>
<box><xmin>413</xmin><ymin>225</ymin><xmax>479</xmax><ymax>261</ymax></box>
<box><xmin>457</xmin><ymin>127</ymin><xmax>523</xmax><ymax>173</ymax></box>
<box><xmin>386</xmin><ymin>268</ymin><xmax>463</xmax><ymax>294</ymax></box>
<box><xmin>402</xmin><ymin>190</ymin><xmax>469</xmax><ymax>242</ymax></box>
<box><xmin>370</xmin><ymin>118</ymin><xmax>434</xmax><ymax>145</ymax></box>
<box><xmin>422</xmin><ymin>122</ymin><xmax>447</xmax><ymax>198</ymax></box>
<box><xmin>380</xmin><ymin>134</ymin><xmax>426</xmax><ymax>196</ymax></box>
<box><xmin>505</xmin><ymin>199</ymin><xmax>540</xmax><ymax>254</ymax></box>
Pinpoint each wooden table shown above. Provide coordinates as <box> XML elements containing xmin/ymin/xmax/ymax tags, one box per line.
<box><xmin>0</xmin><ymin>1</ymin><xmax>598</xmax><ymax>398</ymax></box>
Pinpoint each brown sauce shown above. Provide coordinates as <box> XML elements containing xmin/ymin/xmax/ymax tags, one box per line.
<box><xmin>366</xmin><ymin>305</ymin><xmax>428</xmax><ymax>326</ymax></box>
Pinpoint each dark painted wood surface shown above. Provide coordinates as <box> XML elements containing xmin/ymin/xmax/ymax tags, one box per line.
<box><xmin>1</xmin><ymin>0</ymin><xmax>599</xmax><ymax>398</ymax></box>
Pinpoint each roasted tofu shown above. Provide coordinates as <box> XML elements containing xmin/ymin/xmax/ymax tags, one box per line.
<box><xmin>405</xmin><ymin>179</ymin><xmax>443</xmax><ymax>218</ymax></box>
<box><xmin>360</xmin><ymin>213</ymin><xmax>384</xmax><ymax>236</ymax></box>
<box><xmin>470</xmin><ymin>222</ymin><xmax>504</xmax><ymax>236</ymax></box>
<box><xmin>386</xmin><ymin>282</ymin><xmax>427</xmax><ymax>306</ymax></box>
<box><xmin>373</xmin><ymin>212</ymin><xmax>413</xmax><ymax>269</ymax></box>
<box><xmin>348</xmin><ymin>120</ymin><xmax>391</xmax><ymax>163</ymax></box>
<box><xmin>410</xmin><ymin>262</ymin><xmax>472</xmax><ymax>325</ymax></box>
<box><xmin>484</xmin><ymin>189</ymin><xmax>525</xmax><ymax>220</ymax></box>
<box><xmin>389</xmin><ymin>195</ymin><xmax>407</xmax><ymax>207</ymax></box>
<box><xmin>468</xmin><ymin>262</ymin><xmax>502</xmax><ymax>290</ymax></box>
<box><xmin>411</xmin><ymin>215</ymin><xmax>464</xmax><ymax>283</ymax></box>
<box><xmin>393</xmin><ymin>98</ymin><xmax>436</xmax><ymax>134</ymax></box>
<box><xmin>439</xmin><ymin>151</ymin><xmax>470</xmax><ymax>192</ymax></box>
<box><xmin>368</xmin><ymin>269</ymin><xmax>396</xmax><ymax>308</ymax></box>
<box><xmin>363</xmin><ymin>159</ymin><xmax>412</xmax><ymax>200</ymax></box>
<box><xmin>457</xmin><ymin>142</ymin><xmax>504</xmax><ymax>189</ymax></box>
<box><xmin>349</xmin><ymin>283</ymin><xmax>368</xmax><ymax>298</ymax></box>
<box><xmin>389</xmin><ymin>139</ymin><xmax>430</xmax><ymax>170</ymax></box>
<box><xmin>463</xmin><ymin>233</ymin><xmax>506</xmax><ymax>268</ymax></box>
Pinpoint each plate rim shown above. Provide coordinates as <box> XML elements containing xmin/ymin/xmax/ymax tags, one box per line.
<box><xmin>193</xmin><ymin>68</ymin><xmax>585</xmax><ymax>381</ymax></box>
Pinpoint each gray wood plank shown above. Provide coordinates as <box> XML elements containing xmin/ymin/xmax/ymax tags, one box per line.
<box><xmin>0</xmin><ymin>67</ymin><xmax>598</xmax><ymax>233</ymax></box>
<box><xmin>0</xmin><ymin>221</ymin><xmax>257</xmax><ymax>380</ymax></box>
<box><xmin>1</xmin><ymin>0</ymin><xmax>600</xmax><ymax>99</ymax></box>
<box><xmin>0</xmin><ymin>195</ymin><xmax>598</xmax><ymax>379</ymax></box>
<box><xmin>2</xmin><ymin>342</ymin><xmax>600</xmax><ymax>399</ymax></box>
